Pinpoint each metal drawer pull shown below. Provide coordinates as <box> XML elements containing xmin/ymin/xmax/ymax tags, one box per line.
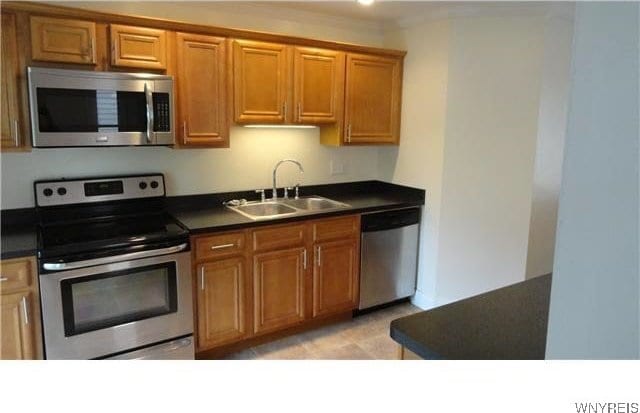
<box><xmin>0</xmin><ymin>277</ymin><xmax>8</xmax><ymax>282</ymax></box>
<box><xmin>22</xmin><ymin>297</ymin><xmax>29</xmax><ymax>325</ymax></box>
<box><xmin>43</xmin><ymin>243</ymin><xmax>188</xmax><ymax>271</ymax></box>
<box><xmin>316</xmin><ymin>246</ymin><xmax>321</xmax><ymax>267</ymax></box>
<box><xmin>200</xmin><ymin>266</ymin><xmax>205</xmax><ymax>291</ymax></box>
<box><xmin>303</xmin><ymin>249</ymin><xmax>307</xmax><ymax>270</ymax></box>
<box><xmin>210</xmin><ymin>243</ymin><xmax>235</xmax><ymax>250</ymax></box>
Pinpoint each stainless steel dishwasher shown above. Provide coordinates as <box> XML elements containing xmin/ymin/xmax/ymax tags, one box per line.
<box><xmin>359</xmin><ymin>208</ymin><xmax>420</xmax><ymax>310</ymax></box>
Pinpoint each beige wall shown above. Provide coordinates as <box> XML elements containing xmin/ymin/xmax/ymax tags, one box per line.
<box><xmin>48</xmin><ymin>1</ymin><xmax>385</xmax><ymax>46</ymax></box>
<box><xmin>0</xmin><ymin>1</ymin><xmax>386</xmax><ymax>209</ymax></box>
<box><xmin>0</xmin><ymin>127</ymin><xmax>380</xmax><ymax>209</ymax></box>
<box><xmin>380</xmin><ymin>20</ymin><xmax>450</xmax><ymax>308</ymax></box>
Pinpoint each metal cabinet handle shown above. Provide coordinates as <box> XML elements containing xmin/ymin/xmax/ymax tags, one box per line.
<box><xmin>13</xmin><ymin>119</ymin><xmax>19</xmax><ymax>146</ymax></box>
<box><xmin>346</xmin><ymin>124</ymin><xmax>352</xmax><ymax>143</ymax></box>
<box><xmin>200</xmin><ymin>266</ymin><xmax>205</xmax><ymax>291</ymax></box>
<box><xmin>210</xmin><ymin>243</ymin><xmax>235</xmax><ymax>250</ymax></box>
<box><xmin>183</xmin><ymin>121</ymin><xmax>188</xmax><ymax>143</ymax></box>
<box><xmin>21</xmin><ymin>296</ymin><xmax>29</xmax><ymax>325</ymax></box>
<box><xmin>0</xmin><ymin>277</ymin><xmax>8</xmax><ymax>282</ymax></box>
<box><xmin>316</xmin><ymin>246</ymin><xmax>321</xmax><ymax>267</ymax></box>
<box><xmin>283</xmin><ymin>101</ymin><xmax>287</xmax><ymax>121</ymax></box>
<box><xmin>297</xmin><ymin>102</ymin><xmax>301</xmax><ymax>121</ymax></box>
<box><xmin>303</xmin><ymin>249</ymin><xmax>307</xmax><ymax>270</ymax></box>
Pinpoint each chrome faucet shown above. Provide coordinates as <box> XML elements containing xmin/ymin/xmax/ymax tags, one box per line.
<box><xmin>272</xmin><ymin>159</ymin><xmax>304</xmax><ymax>200</ymax></box>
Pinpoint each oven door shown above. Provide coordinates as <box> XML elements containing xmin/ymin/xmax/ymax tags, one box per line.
<box><xmin>28</xmin><ymin>67</ymin><xmax>174</xmax><ymax>147</ymax></box>
<box><xmin>39</xmin><ymin>250</ymin><xmax>192</xmax><ymax>360</ymax></box>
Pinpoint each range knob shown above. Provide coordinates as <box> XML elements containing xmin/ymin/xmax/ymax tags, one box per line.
<box><xmin>139</xmin><ymin>182</ymin><xmax>148</xmax><ymax>190</ymax></box>
<box><xmin>150</xmin><ymin>180</ymin><xmax>159</xmax><ymax>189</ymax></box>
<box><xmin>57</xmin><ymin>187</ymin><xmax>67</xmax><ymax>196</ymax></box>
<box><xmin>43</xmin><ymin>188</ymin><xmax>53</xmax><ymax>197</ymax></box>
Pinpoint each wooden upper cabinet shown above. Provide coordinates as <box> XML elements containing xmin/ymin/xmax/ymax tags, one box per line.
<box><xmin>1</xmin><ymin>13</ymin><xmax>23</xmax><ymax>150</ymax></box>
<box><xmin>253</xmin><ymin>247</ymin><xmax>306</xmax><ymax>335</ymax></box>
<box><xmin>343</xmin><ymin>53</ymin><xmax>402</xmax><ymax>145</ymax></box>
<box><xmin>196</xmin><ymin>257</ymin><xmax>249</xmax><ymax>350</ymax></box>
<box><xmin>233</xmin><ymin>39</ymin><xmax>290</xmax><ymax>124</ymax></box>
<box><xmin>312</xmin><ymin>239</ymin><xmax>359</xmax><ymax>317</ymax></box>
<box><xmin>110</xmin><ymin>24</ymin><xmax>167</xmax><ymax>69</ymax></box>
<box><xmin>30</xmin><ymin>16</ymin><xmax>97</xmax><ymax>64</ymax></box>
<box><xmin>176</xmin><ymin>33</ymin><xmax>228</xmax><ymax>146</ymax></box>
<box><xmin>293</xmin><ymin>47</ymin><xmax>344</xmax><ymax>124</ymax></box>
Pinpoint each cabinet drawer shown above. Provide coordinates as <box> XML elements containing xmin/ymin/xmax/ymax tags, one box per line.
<box><xmin>194</xmin><ymin>232</ymin><xmax>246</xmax><ymax>261</ymax></box>
<box><xmin>252</xmin><ymin>224</ymin><xmax>306</xmax><ymax>252</ymax></box>
<box><xmin>312</xmin><ymin>215</ymin><xmax>359</xmax><ymax>242</ymax></box>
<box><xmin>0</xmin><ymin>257</ymin><xmax>34</xmax><ymax>293</ymax></box>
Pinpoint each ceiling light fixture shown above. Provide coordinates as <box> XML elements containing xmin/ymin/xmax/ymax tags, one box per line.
<box><xmin>357</xmin><ymin>0</ymin><xmax>375</xmax><ymax>5</ymax></box>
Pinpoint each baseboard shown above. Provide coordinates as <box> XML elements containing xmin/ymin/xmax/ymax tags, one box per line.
<box><xmin>410</xmin><ymin>290</ymin><xmax>434</xmax><ymax>310</ymax></box>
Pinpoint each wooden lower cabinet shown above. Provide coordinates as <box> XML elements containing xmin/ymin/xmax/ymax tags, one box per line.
<box><xmin>312</xmin><ymin>238</ymin><xmax>359</xmax><ymax>317</ymax></box>
<box><xmin>253</xmin><ymin>247</ymin><xmax>306</xmax><ymax>335</ymax></box>
<box><xmin>196</xmin><ymin>257</ymin><xmax>250</xmax><ymax>350</ymax></box>
<box><xmin>193</xmin><ymin>215</ymin><xmax>360</xmax><ymax>356</ymax></box>
<box><xmin>0</xmin><ymin>257</ymin><xmax>42</xmax><ymax>360</ymax></box>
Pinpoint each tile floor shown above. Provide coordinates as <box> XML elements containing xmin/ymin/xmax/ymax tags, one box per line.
<box><xmin>222</xmin><ymin>302</ymin><xmax>421</xmax><ymax>360</ymax></box>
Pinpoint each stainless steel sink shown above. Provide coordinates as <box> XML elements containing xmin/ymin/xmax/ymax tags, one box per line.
<box><xmin>229</xmin><ymin>202</ymin><xmax>298</xmax><ymax>220</ymax></box>
<box><xmin>226</xmin><ymin>196</ymin><xmax>350</xmax><ymax>220</ymax></box>
<box><xmin>281</xmin><ymin>197</ymin><xmax>350</xmax><ymax>211</ymax></box>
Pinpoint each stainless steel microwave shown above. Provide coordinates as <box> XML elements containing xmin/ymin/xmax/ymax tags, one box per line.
<box><xmin>28</xmin><ymin>67</ymin><xmax>174</xmax><ymax>147</ymax></box>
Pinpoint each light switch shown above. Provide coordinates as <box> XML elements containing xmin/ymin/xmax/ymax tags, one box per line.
<box><xmin>330</xmin><ymin>159</ymin><xmax>345</xmax><ymax>175</ymax></box>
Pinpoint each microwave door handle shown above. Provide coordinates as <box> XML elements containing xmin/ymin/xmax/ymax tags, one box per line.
<box><xmin>144</xmin><ymin>82</ymin><xmax>153</xmax><ymax>143</ymax></box>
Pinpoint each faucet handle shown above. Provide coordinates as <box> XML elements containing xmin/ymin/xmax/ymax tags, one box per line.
<box><xmin>284</xmin><ymin>187</ymin><xmax>293</xmax><ymax>199</ymax></box>
<box><xmin>294</xmin><ymin>184</ymin><xmax>300</xmax><ymax>200</ymax></box>
<box><xmin>255</xmin><ymin>189</ymin><xmax>266</xmax><ymax>202</ymax></box>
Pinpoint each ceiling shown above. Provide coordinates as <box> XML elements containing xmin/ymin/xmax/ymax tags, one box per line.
<box><xmin>251</xmin><ymin>1</ymin><xmax>450</xmax><ymax>23</ymax></box>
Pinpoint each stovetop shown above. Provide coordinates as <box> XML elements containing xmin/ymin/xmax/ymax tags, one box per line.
<box><xmin>38</xmin><ymin>212</ymin><xmax>189</xmax><ymax>259</ymax></box>
<box><xmin>34</xmin><ymin>174</ymin><xmax>189</xmax><ymax>260</ymax></box>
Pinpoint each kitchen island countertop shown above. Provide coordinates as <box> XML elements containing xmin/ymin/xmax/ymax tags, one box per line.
<box><xmin>390</xmin><ymin>274</ymin><xmax>552</xmax><ymax>360</ymax></box>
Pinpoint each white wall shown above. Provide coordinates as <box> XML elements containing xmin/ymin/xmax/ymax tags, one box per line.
<box><xmin>0</xmin><ymin>127</ymin><xmax>380</xmax><ymax>209</ymax></box>
<box><xmin>435</xmin><ymin>15</ymin><xmax>545</xmax><ymax>304</ymax></box>
<box><xmin>525</xmin><ymin>13</ymin><xmax>574</xmax><ymax>279</ymax></box>
<box><xmin>0</xmin><ymin>2</ymin><xmax>387</xmax><ymax>209</ymax></box>
<box><xmin>381</xmin><ymin>12</ymin><xmax>566</xmax><ymax>308</ymax></box>
<box><xmin>546</xmin><ymin>2</ymin><xmax>640</xmax><ymax>359</ymax></box>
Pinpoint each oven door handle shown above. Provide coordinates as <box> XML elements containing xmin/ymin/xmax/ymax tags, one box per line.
<box><xmin>42</xmin><ymin>243</ymin><xmax>188</xmax><ymax>271</ymax></box>
<box><xmin>144</xmin><ymin>82</ymin><xmax>154</xmax><ymax>144</ymax></box>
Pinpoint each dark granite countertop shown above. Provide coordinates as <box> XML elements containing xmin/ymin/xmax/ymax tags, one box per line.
<box><xmin>0</xmin><ymin>180</ymin><xmax>424</xmax><ymax>258</ymax></box>
<box><xmin>168</xmin><ymin>180</ymin><xmax>425</xmax><ymax>233</ymax></box>
<box><xmin>390</xmin><ymin>274</ymin><xmax>552</xmax><ymax>360</ymax></box>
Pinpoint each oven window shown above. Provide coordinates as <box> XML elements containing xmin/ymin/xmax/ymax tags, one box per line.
<box><xmin>60</xmin><ymin>263</ymin><xmax>178</xmax><ymax>336</ymax></box>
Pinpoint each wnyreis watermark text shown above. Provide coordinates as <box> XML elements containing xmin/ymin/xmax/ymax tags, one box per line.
<box><xmin>574</xmin><ymin>403</ymin><xmax>639</xmax><ymax>413</ymax></box>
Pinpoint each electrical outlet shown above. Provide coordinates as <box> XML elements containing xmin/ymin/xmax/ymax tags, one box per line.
<box><xmin>330</xmin><ymin>160</ymin><xmax>345</xmax><ymax>175</ymax></box>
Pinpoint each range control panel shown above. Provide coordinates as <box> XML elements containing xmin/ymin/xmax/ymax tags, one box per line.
<box><xmin>35</xmin><ymin>174</ymin><xmax>165</xmax><ymax>207</ymax></box>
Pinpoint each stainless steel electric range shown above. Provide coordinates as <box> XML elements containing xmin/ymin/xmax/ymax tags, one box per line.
<box><xmin>35</xmin><ymin>174</ymin><xmax>194</xmax><ymax>360</ymax></box>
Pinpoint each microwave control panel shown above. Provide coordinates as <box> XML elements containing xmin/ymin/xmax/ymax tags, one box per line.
<box><xmin>153</xmin><ymin>93</ymin><xmax>171</xmax><ymax>132</ymax></box>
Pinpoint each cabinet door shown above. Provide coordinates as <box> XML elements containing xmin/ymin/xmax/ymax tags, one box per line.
<box><xmin>176</xmin><ymin>33</ymin><xmax>228</xmax><ymax>146</ymax></box>
<box><xmin>344</xmin><ymin>54</ymin><xmax>402</xmax><ymax>145</ymax></box>
<box><xmin>233</xmin><ymin>39</ymin><xmax>290</xmax><ymax>123</ymax></box>
<box><xmin>313</xmin><ymin>239</ymin><xmax>359</xmax><ymax>317</ymax></box>
<box><xmin>110</xmin><ymin>24</ymin><xmax>167</xmax><ymax>69</ymax></box>
<box><xmin>0</xmin><ymin>291</ymin><xmax>35</xmax><ymax>360</ymax></box>
<box><xmin>253</xmin><ymin>247</ymin><xmax>306</xmax><ymax>334</ymax></box>
<box><xmin>293</xmin><ymin>47</ymin><xmax>344</xmax><ymax>124</ymax></box>
<box><xmin>196</xmin><ymin>257</ymin><xmax>249</xmax><ymax>350</ymax></box>
<box><xmin>30</xmin><ymin>16</ymin><xmax>96</xmax><ymax>64</ymax></box>
<box><xmin>1</xmin><ymin>13</ymin><xmax>22</xmax><ymax>149</ymax></box>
